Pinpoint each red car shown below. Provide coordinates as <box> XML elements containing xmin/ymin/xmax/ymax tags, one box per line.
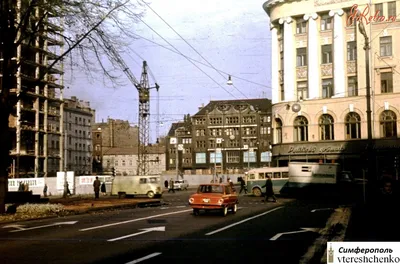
<box><xmin>188</xmin><ymin>183</ymin><xmax>238</xmax><ymax>216</ymax></box>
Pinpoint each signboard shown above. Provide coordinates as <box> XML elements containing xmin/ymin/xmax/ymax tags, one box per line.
<box><xmin>8</xmin><ymin>178</ymin><xmax>45</xmax><ymax>189</ymax></box>
<box><xmin>243</xmin><ymin>145</ymin><xmax>249</xmax><ymax>150</ymax></box>
<box><xmin>216</xmin><ymin>138</ymin><xmax>222</xmax><ymax>144</ymax></box>
<box><xmin>56</xmin><ymin>171</ymin><xmax>75</xmax><ymax>190</ymax></box>
<box><xmin>178</xmin><ymin>144</ymin><xmax>184</xmax><ymax>151</ymax></box>
<box><xmin>170</xmin><ymin>137</ymin><xmax>177</xmax><ymax>144</ymax></box>
<box><xmin>79</xmin><ymin>175</ymin><xmax>112</xmax><ymax>185</ymax></box>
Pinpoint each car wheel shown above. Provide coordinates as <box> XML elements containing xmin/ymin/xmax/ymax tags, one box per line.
<box><xmin>193</xmin><ymin>209</ymin><xmax>200</xmax><ymax>216</ymax></box>
<box><xmin>222</xmin><ymin>206</ymin><xmax>228</xmax><ymax>217</ymax></box>
<box><xmin>253</xmin><ymin>187</ymin><xmax>262</xmax><ymax>197</ymax></box>
<box><xmin>147</xmin><ymin>191</ymin><xmax>155</xmax><ymax>199</ymax></box>
<box><xmin>232</xmin><ymin>204</ymin><xmax>237</xmax><ymax>213</ymax></box>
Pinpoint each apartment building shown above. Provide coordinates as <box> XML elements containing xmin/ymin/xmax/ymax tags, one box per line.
<box><xmin>61</xmin><ymin>96</ymin><xmax>95</xmax><ymax>175</ymax></box>
<box><xmin>263</xmin><ymin>0</ymin><xmax>400</xmax><ymax>178</ymax></box>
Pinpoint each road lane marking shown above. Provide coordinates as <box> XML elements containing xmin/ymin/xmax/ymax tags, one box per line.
<box><xmin>311</xmin><ymin>208</ymin><xmax>333</xmax><ymax>213</ymax></box>
<box><xmin>80</xmin><ymin>209</ymin><xmax>192</xmax><ymax>231</ymax></box>
<box><xmin>205</xmin><ymin>206</ymin><xmax>284</xmax><ymax>236</ymax></box>
<box><xmin>108</xmin><ymin>226</ymin><xmax>166</xmax><ymax>242</ymax></box>
<box><xmin>4</xmin><ymin>221</ymin><xmax>78</xmax><ymax>233</ymax></box>
<box><xmin>270</xmin><ymin>227</ymin><xmax>321</xmax><ymax>240</ymax></box>
<box><xmin>125</xmin><ymin>252</ymin><xmax>162</xmax><ymax>264</ymax></box>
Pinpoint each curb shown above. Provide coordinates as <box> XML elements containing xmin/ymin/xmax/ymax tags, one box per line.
<box><xmin>0</xmin><ymin>200</ymin><xmax>162</xmax><ymax>225</ymax></box>
<box><xmin>300</xmin><ymin>206</ymin><xmax>352</xmax><ymax>264</ymax></box>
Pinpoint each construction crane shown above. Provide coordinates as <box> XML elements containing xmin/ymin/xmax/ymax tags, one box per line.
<box><xmin>96</xmin><ymin>30</ymin><xmax>159</xmax><ymax>176</ymax></box>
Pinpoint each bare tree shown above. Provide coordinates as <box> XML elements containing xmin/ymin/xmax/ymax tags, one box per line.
<box><xmin>0</xmin><ymin>0</ymin><xmax>146</xmax><ymax>213</ymax></box>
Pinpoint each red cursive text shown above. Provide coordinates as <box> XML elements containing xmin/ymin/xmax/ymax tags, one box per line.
<box><xmin>347</xmin><ymin>4</ymin><xmax>396</xmax><ymax>26</ymax></box>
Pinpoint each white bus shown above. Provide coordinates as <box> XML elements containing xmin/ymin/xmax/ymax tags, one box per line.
<box><xmin>245</xmin><ymin>167</ymin><xmax>289</xmax><ymax>196</ymax></box>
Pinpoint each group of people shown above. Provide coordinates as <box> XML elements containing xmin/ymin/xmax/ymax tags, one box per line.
<box><xmin>93</xmin><ymin>177</ymin><xmax>107</xmax><ymax>198</ymax></box>
<box><xmin>17</xmin><ymin>181</ymin><xmax>30</xmax><ymax>192</ymax></box>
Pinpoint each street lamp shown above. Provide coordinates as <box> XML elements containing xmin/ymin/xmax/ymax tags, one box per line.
<box><xmin>227</xmin><ymin>75</ymin><xmax>233</xmax><ymax>85</ymax></box>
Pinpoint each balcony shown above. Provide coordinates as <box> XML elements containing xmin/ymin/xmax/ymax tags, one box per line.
<box><xmin>347</xmin><ymin>61</ymin><xmax>357</xmax><ymax>74</ymax></box>
<box><xmin>321</xmin><ymin>63</ymin><xmax>333</xmax><ymax>77</ymax></box>
<box><xmin>296</xmin><ymin>66</ymin><xmax>307</xmax><ymax>79</ymax></box>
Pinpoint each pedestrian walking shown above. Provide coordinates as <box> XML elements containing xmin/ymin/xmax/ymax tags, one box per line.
<box><xmin>101</xmin><ymin>182</ymin><xmax>107</xmax><ymax>196</ymax></box>
<box><xmin>168</xmin><ymin>178</ymin><xmax>175</xmax><ymax>193</ymax></box>
<box><xmin>43</xmin><ymin>184</ymin><xmax>48</xmax><ymax>197</ymax></box>
<box><xmin>262</xmin><ymin>175</ymin><xmax>277</xmax><ymax>202</ymax></box>
<box><xmin>93</xmin><ymin>176</ymin><xmax>101</xmax><ymax>199</ymax></box>
<box><xmin>239</xmin><ymin>177</ymin><xmax>248</xmax><ymax>195</ymax></box>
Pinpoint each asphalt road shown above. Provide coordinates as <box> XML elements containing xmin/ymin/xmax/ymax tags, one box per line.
<box><xmin>0</xmin><ymin>191</ymin><xmax>340</xmax><ymax>264</ymax></box>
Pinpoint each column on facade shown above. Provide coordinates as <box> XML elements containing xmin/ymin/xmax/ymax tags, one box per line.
<box><xmin>270</xmin><ymin>23</ymin><xmax>279</xmax><ymax>104</ymax></box>
<box><xmin>329</xmin><ymin>9</ymin><xmax>345</xmax><ymax>98</ymax></box>
<box><xmin>278</xmin><ymin>17</ymin><xmax>295</xmax><ymax>102</ymax></box>
<box><xmin>303</xmin><ymin>13</ymin><xmax>320</xmax><ymax>99</ymax></box>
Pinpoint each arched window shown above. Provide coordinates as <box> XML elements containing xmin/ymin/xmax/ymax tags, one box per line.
<box><xmin>293</xmin><ymin>116</ymin><xmax>308</xmax><ymax>142</ymax></box>
<box><xmin>275</xmin><ymin>118</ymin><xmax>282</xmax><ymax>144</ymax></box>
<box><xmin>380</xmin><ymin>110</ymin><xmax>397</xmax><ymax>138</ymax></box>
<box><xmin>345</xmin><ymin>112</ymin><xmax>361</xmax><ymax>139</ymax></box>
<box><xmin>319</xmin><ymin>114</ymin><xmax>334</xmax><ymax>140</ymax></box>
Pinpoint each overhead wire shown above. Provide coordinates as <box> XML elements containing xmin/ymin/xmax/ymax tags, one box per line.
<box><xmin>141</xmin><ymin>0</ymin><xmax>249</xmax><ymax>99</ymax></box>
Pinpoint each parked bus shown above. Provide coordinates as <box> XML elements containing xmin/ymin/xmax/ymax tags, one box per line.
<box><xmin>111</xmin><ymin>175</ymin><xmax>162</xmax><ymax>198</ymax></box>
<box><xmin>245</xmin><ymin>167</ymin><xmax>289</xmax><ymax>196</ymax></box>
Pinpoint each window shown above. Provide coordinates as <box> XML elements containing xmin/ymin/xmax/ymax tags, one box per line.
<box><xmin>297</xmin><ymin>81</ymin><xmax>308</xmax><ymax>101</ymax></box>
<box><xmin>196</xmin><ymin>140</ymin><xmax>206</xmax><ymax>148</ymax></box>
<box><xmin>294</xmin><ymin>116</ymin><xmax>308</xmax><ymax>142</ymax></box>
<box><xmin>209</xmin><ymin>117</ymin><xmax>222</xmax><ymax>124</ymax></box>
<box><xmin>296</xmin><ymin>19</ymin><xmax>307</xmax><ymax>34</ymax></box>
<box><xmin>195</xmin><ymin>129</ymin><xmax>205</xmax><ymax>136</ymax></box>
<box><xmin>347</xmin><ymin>41</ymin><xmax>357</xmax><ymax>61</ymax></box>
<box><xmin>195</xmin><ymin>153</ymin><xmax>206</xmax><ymax>164</ymax></box>
<box><xmin>375</xmin><ymin>3</ymin><xmax>383</xmax><ymax>16</ymax></box>
<box><xmin>226</xmin><ymin>151</ymin><xmax>240</xmax><ymax>163</ymax></box>
<box><xmin>388</xmin><ymin>2</ymin><xmax>396</xmax><ymax>18</ymax></box>
<box><xmin>243</xmin><ymin>116</ymin><xmax>256</xmax><ymax>123</ymax></box>
<box><xmin>95</xmin><ymin>144</ymin><xmax>101</xmax><ymax>151</ymax></box>
<box><xmin>380</xmin><ymin>36</ymin><xmax>392</xmax><ymax>56</ymax></box>
<box><xmin>210</xmin><ymin>152</ymin><xmax>222</xmax><ymax>163</ymax></box>
<box><xmin>260</xmin><ymin>151</ymin><xmax>272</xmax><ymax>162</ymax></box>
<box><xmin>280</xmin><ymin>84</ymin><xmax>284</xmax><ymax>101</ymax></box>
<box><xmin>243</xmin><ymin>127</ymin><xmax>256</xmax><ymax>135</ymax></box>
<box><xmin>320</xmin><ymin>15</ymin><xmax>332</xmax><ymax>31</ymax></box>
<box><xmin>243</xmin><ymin>151</ymin><xmax>256</xmax><ymax>162</ymax></box>
<box><xmin>226</xmin><ymin>116</ymin><xmax>239</xmax><ymax>124</ymax></box>
<box><xmin>195</xmin><ymin>118</ymin><xmax>206</xmax><ymax>125</ymax></box>
<box><xmin>348</xmin><ymin>77</ymin><xmax>358</xmax><ymax>96</ymax></box>
<box><xmin>139</xmin><ymin>178</ymin><xmax>147</xmax><ymax>184</ymax></box>
<box><xmin>319</xmin><ymin>114</ymin><xmax>335</xmax><ymax>140</ymax></box>
<box><xmin>296</xmin><ymin>48</ymin><xmax>307</xmax><ymax>66</ymax></box>
<box><xmin>321</xmin><ymin>45</ymin><xmax>332</xmax><ymax>64</ymax></box>
<box><xmin>322</xmin><ymin>79</ymin><xmax>333</xmax><ymax>98</ymax></box>
<box><xmin>275</xmin><ymin>118</ymin><xmax>282</xmax><ymax>144</ymax></box>
<box><xmin>380</xmin><ymin>110</ymin><xmax>397</xmax><ymax>138</ymax></box>
<box><xmin>345</xmin><ymin>112</ymin><xmax>361</xmax><ymax>139</ymax></box>
<box><xmin>381</xmin><ymin>72</ymin><xmax>393</xmax><ymax>93</ymax></box>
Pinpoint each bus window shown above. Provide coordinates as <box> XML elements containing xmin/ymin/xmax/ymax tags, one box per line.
<box><xmin>266</xmin><ymin>172</ymin><xmax>272</xmax><ymax>178</ymax></box>
<box><xmin>249</xmin><ymin>173</ymin><xmax>256</xmax><ymax>180</ymax></box>
<box><xmin>273</xmin><ymin>172</ymin><xmax>281</xmax><ymax>178</ymax></box>
<box><xmin>282</xmin><ymin>172</ymin><xmax>289</xmax><ymax>178</ymax></box>
<box><xmin>258</xmin><ymin>173</ymin><xmax>265</xmax><ymax>179</ymax></box>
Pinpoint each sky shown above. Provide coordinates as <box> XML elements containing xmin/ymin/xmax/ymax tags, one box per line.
<box><xmin>64</xmin><ymin>0</ymin><xmax>272</xmax><ymax>142</ymax></box>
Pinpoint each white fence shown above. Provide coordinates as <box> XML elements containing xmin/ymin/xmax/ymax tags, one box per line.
<box><xmin>8</xmin><ymin>174</ymin><xmax>245</xmax><ymax>197</ymax></box>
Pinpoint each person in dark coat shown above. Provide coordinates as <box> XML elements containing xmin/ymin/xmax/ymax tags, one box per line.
<box><xmin>101</xmin><ymin>182</ymin><xmax>106</xmax><ymax>196</ymax></box>
<box><xmin>93</xmin><ymin>177</ymin><xmax>101</xmax><ymax>199</ymax></box>
<box><xmin>239</xmin><ymin>177</ymin><xmax>248</xmax><ymax>195</ymax></box>
<box><xmin>262</xmin><ymin>175</ymin><xmax>277</xmax><ymax>202</ymax></box>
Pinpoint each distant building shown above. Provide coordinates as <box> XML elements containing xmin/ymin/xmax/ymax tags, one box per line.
<box><xmin>166</xmin><ymin>99</ymin><xmax>273</xmax><ymax>174</ymax></box>
<box><xmin>102</xmin><ymin>146</ymin><xmax>165</xmax><ymax>176</ymax></box>
<box><xmin>61</xmin><ymin>96</ymin><xmax>95</xmax><ymax>175</ymax></box>
<box><xmin>92</xmin><ymin>118</ymin><xmax>139</xmax><ymax>173</ymax></box>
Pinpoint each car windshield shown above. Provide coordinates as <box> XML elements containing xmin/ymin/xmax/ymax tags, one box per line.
<box><xmin>198</xmin><ymin>185</ymin><xmax>224</xmax><ymax>194</ymax></box>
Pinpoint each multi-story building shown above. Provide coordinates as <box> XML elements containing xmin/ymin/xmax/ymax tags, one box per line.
<box><xmin>102</xmin><ymin>146</ymin><xmax>165</xmax><ymax>176</ymax></box>
<box><xmin>92</xmin><ymin>118</ymin><xmax>139</xmax><ymax>173</ymax></box>
<box><xmin>166</xmin><ymin>99</ymin><xmax>273</xmax><ymax>174</ymax></box>
<box><xmin>6</xmin><ymin>3</ymin><xmax>64</xmax><ymax>178</ymax></box>
<box><xmin>263</xmin><ymin>0</ymin><xmax>400</xmax><ymax>178</ymax></box>
<box><xmin>61</xmin><ymin>96</ymin><xmax>94</xmax><ymax>175</ymax></box>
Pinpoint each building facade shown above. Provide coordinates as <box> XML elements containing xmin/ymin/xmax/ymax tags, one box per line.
<box><xmin>61</xmin><ymin>96</ymin><xmax>95</xmax><ymax>176</ymax></box>
<box><xmin>263</xmin><ymin>0</ymin><xmax>400</xmax><ymax>178</ymax></box>
<box><xmin>92</xmin><ymin>118</ymin><xmax>139</xmax><ymax>173</ymax></box>
<box><xmin>6</xmin><ymin>3</ymin><xmax>64</xmax><ymax>178</ymax></box>
<box><xmin>102</xmin><ymin>146</ymin><xmax>165</xmax><ymax>176</ymax></box>
<box><xmin>166</xmin><ymin>99</ymin><xmax>273</xmax><ymax>174</ymax></box>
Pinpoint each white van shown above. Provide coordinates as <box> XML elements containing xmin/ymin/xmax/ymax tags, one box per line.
<box><xmin>111</xmin><ymin>175</ymin><xmax>162</xmax><ymax>198</ymax></box>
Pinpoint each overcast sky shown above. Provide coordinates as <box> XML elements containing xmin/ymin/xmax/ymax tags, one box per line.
<box><xmin>65</xmin><ymin>0</ymin><xmax>272</xmax><ymax>141</ymax></box>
